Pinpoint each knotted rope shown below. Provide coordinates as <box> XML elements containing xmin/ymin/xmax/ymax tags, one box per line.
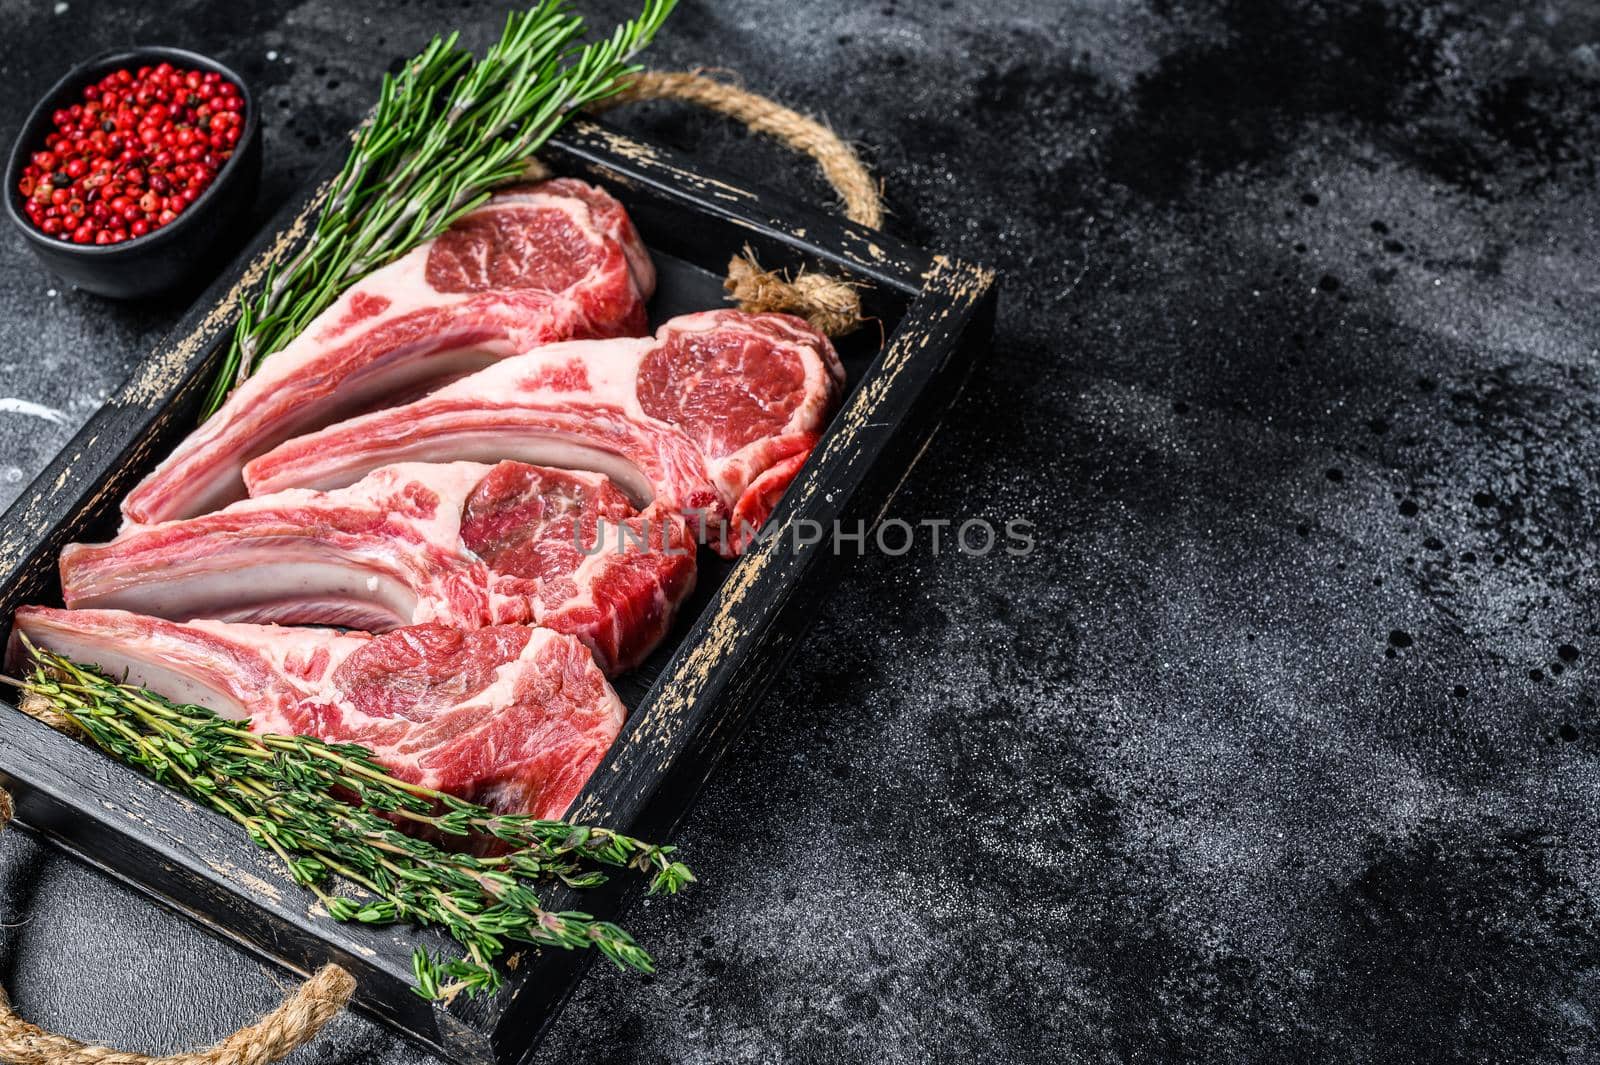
<box><xmin>0</xmin><ymin>786</ymin><xmax>354</xmax><ymax>1065</ymax></box>
<box><xmin>591</xmin><ymin>69</ymin><xmax>883</xmax><ymax>336</ymax></box>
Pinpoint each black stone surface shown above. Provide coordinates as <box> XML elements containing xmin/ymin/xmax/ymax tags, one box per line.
<box><xmin>3</xmin><ymin>0</ymin><xmax>1599</xmax><ymax>1061</ymax></box>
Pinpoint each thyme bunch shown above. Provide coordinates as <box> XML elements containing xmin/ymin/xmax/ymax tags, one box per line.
<box><xmin>6</xmin><ymin>642</ymin><xmax>693</xmax><ymax>1003</ymax></box>
<box><xmin>201</xmin><ymin>0</ymin><xmax>676</xmax><ymax>416</ymax></box>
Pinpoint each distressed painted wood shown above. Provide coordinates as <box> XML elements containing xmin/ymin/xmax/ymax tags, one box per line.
<box><xmin>0</xmin><ymin>120</ymin><xmax>996</xmax><ymax>1063</ymax></box>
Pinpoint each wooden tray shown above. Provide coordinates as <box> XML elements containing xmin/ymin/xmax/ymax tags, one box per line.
<box><xmin>0</xmin><ymin>118</ymin><xmax>996</xmax><ymax>1063</ymax></box>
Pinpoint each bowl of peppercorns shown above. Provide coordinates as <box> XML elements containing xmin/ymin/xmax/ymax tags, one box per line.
<box><xmin>5</xmin><ymin>46</ymin><xmax>260</xmax><ymax>299</ymax></box>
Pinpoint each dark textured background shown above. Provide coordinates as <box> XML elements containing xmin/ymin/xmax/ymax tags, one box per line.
<box><xmin>3</xmin><ymin>0</ymin><xmax>1600</xmax><ymax>1061</ymax></box>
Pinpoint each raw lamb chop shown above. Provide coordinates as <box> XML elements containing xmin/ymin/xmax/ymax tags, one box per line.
<box><xmin>7</xmin><ymin>608</ymin><xmax>625</xmax><ymax>820</ymax></box>
<box><xmin>244</xmin><ymin>310</ymin><xmax>846</xmax><ymax>556</ymax></box>
<box><xmin>64</xmin><ymin>461</ymin><xmax>695</xmax><ymax>676</ymax></box>
<box><xmin>121</xmin><ymin>178</ymin><xmax>655</xmax><ymax>526</ymax></box>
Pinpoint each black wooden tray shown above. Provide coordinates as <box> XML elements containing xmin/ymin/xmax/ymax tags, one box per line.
<box><xmin>0</xmin><ymin>117</ymin><xmax>996</xmax><ymax>1063</ymax></box>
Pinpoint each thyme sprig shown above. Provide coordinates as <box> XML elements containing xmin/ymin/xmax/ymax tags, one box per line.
<box><xmin>6</xmin><ymin>641</ymin><xmax>693</xmax><ymax>1003</ymax></box>
<box><xmin>201</xmin><ymin>0</ymin><xmax>676</xmax><ymax>416</ymax></box>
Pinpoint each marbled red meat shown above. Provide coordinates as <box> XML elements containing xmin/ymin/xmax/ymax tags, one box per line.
<box><xmin>6</xmin><ymin>608</ymin><xmax>625</xmax><ymax>819</ymax></box>
<box><xmin>121</xmin><ymin>178</ymin><xmax>654</xmax><ymax>526</ymax></box>
<box><xmin>63</xmin><ymin>461</ymin><xmax>695</xmax><ymax>675</ymax></box>
<box><xmin>242</xmin><ymin>310</ymin><xmax>846</xmax><ymax>556</ymax></box>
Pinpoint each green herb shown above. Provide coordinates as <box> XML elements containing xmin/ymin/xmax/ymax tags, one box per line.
<box><xmin>200</xmin><ymin>0</ymin><xmax>676</xmax><ymax>416</ymax></box>
<box><xmin>7</xmin><ymin>641</ymin><xmax>693</xmax><ymax>1003</ymax></box>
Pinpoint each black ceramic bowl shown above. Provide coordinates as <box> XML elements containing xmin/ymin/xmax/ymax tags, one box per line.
<box><xmin>4</xmin><ymin>46</ymin><xmax>261</xmax><ymax>299</ymax></box>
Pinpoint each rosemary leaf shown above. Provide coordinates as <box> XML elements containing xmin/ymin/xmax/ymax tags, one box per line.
<box><xmin>200</xmin><ymin>0</ymin><xmax>675</xmax><ymax>416</ymax></box>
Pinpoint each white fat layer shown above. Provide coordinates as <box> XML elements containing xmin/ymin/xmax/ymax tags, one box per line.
<box><xmin>13</xmin><ymin>615</ymin><xmax>252</xmax><ymax>718</ymax></box>
<box><xmin>223</xmin><ymin>598</ymin><xmax>415</xmax><ymax>632</ymax></box>
<box><xmin>215</xmin><ymin>461</ymin><xmax>485</xmax><ymax>541</ymax></box>
<box><xmin>94</xmin><ymin>649</ymin><xmax>249</xmax><ymax>716</ymax></box>
<box><xmin>327</xmin><ymin>341</ymin><xmax>518</xmax><ymax>416</ymax></box>
<box><xmin>291</xmin><ymin>433</ymin><xmax>656</xmax><ymax>507</ymax></box>
<box><xmin>75</xmin><ymin>561</ymin><xmax>421</xmax><ymax>627</ymax></box>
<box><xmin>140</xmin><ymin>463</ymin><xmax>259</xmax><ymax>530</ymax></box>
<box><xmin>435</xmin><ymin>337</ymin><xmax>652</xmax><ymax>407</ymax></box>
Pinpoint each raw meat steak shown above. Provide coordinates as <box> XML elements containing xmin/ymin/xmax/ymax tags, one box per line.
<box><xmin>121</xmin><ymin>178</ymin><xmax>655</xmax><ymax>526</ymax></box>
<box><xmin>64</xmin><ymin>461</ymin><xmax>695</xmax><ymax>675</ymax></box>
<box><xmin>7</xmin><ymin>607</ymin><xmax>625</xmax><ymax>820</ymax></box>
<box><xmin>244</xmin><ymin>310</ymin><xmax>846</xmax><ymax>556</ymax></box>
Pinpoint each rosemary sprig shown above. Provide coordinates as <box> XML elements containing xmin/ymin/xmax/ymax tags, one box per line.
<box><xmin>6</xmin><ymin>641</ymin><xmax>692</xmax><ymax>1003</ymax></box>
<box><xmin>200</xmin><ymin>0</ymin><xmax>676</xmax><ymax>416</ymax></box>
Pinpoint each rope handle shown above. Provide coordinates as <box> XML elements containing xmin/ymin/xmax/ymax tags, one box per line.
<box><xmin>599</xmin><ymin>71</ymin><xmax>883</xmax><ymax>228</ymax></box>
<box><xmin>592</xmin><ymin>69</ymin><xmax>883</xmax><ymax>336</ymax></box>
<box><xmin>0</xmin><ymin>788</ymin><xmax>353</xmax><ymax>1065</ymax></box>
